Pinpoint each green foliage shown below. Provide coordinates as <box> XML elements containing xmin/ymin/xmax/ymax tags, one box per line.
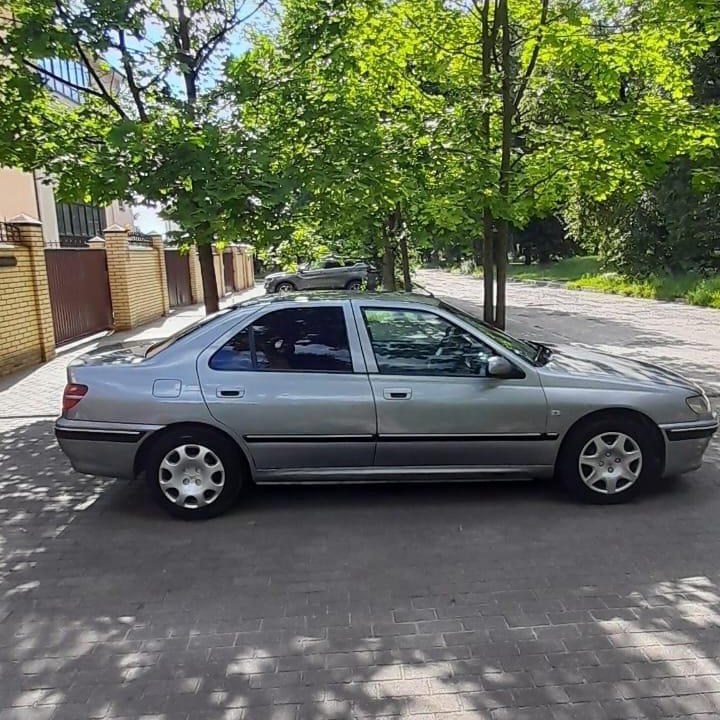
<box><xmin>570</xmin><ymin>39</ymin><xmax>720</xmax><ymax>278</ymax></box>
<box><xmin>504</xmin><ymin>255</ymin><xmax>601</xmax><ymax>283</ymax></box>
<box><xmin>0</xmin><ymin>0</ymin><xmax>276</xmax><ymax>248</ymax></box>
<box><xmin>568</xmin><ymin>271</ymin><xmax>719</xmax><ymax>307</ymax></box>
<box><xmin>686</xmin><ymin>277</ymin><xmax>720</xmax><ymax>308</ymax></box>
<box><xmin>233</xmin><ymin>0</ymin><xmax>720</xmax><ymax>284</ymax></box>
<box><xmin>1</xmin><ymin>0</ymin><xmax>718</xmax><ymax>309</ymax></box>
<box><xmin>594</xmin><ymin>161</ymin><xmax>720</xmax><ymax>276</ymax></box>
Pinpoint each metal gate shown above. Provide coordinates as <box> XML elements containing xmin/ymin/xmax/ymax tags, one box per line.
<box><xmin>165</xmin><ymin>250</ymin><xmax>192</xmax><ymax>307</ymax></box>
<box><xmin>223</xmin><ymin>250</ymin><xmax>236</xmax><ymax>293</ymax></box>
<box><xmin>46</xmin><ymin>249</ymin><xmax>113</xmax><ymax>345</ymax></box>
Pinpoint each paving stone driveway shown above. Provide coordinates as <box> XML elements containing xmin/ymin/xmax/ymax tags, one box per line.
<box><xmin>1</xmin><ymin>274</ymin><xmax>720</xmax><ymax>720</ymax></box>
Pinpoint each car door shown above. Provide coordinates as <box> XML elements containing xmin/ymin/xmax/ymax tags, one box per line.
<box><xmin>197</xmin><ymin>302</ymin><xmax>377</xmax><ymax>477</ymax></box>
<box><xmin>353</xmin><ymin>302</ymin><xmax>552</xmax><ymax>472</ymax></box>
<box><xmin>300</xmin><ymin>259</ymin><xmax>346</xmax><ymax>289</ymax></box>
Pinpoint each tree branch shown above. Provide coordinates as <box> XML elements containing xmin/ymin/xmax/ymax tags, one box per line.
<box><xmin>117</xmin><ymin>29</ymin><xmax>148</xmax><ymax>121</ymax></box>
<box><xmin>512</xmin><ymin>164</ymin><xmax>566</xmax><ymax>201</ymax></box>
<box><xmin>195</xmin><ymin>0</ymin><xmax>270</xmax><ymax>74</ymax></box>
<box><xmin>52</xmin><ymin>0</ymin><xmax>128</xmax><ymax>119</ymax></box>
<box><xmin>513</xmin><ymin>0</ymin><xmax>550</xmax><ymax>114</ymax></box>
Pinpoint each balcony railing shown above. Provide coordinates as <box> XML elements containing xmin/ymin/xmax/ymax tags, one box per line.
<box><xmin>0</xmin><ymin>222</ymin><xmax>20</xmax><ymax>244</ymax></box>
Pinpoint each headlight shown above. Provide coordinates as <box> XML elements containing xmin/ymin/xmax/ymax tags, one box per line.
<box><xmin>687</xmin><ymin>394</ymin><xmax>711</xmax><ymax>414</ymax></box>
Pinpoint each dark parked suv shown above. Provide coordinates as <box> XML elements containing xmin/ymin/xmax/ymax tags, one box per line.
<box><xmin>264</xmin><ymin>256</ymin><xmax>376</xmax><ymax>293</ymax></box>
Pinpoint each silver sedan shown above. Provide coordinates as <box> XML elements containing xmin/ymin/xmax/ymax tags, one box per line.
<box><xmin>56</xmin><ymin>292</ymin><xmax>717</xmax><ymax>518</ymax></box>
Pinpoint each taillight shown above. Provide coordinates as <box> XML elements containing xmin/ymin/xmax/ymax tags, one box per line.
<box><xmin>62</xmin><ymin>383</ymin><xmax>88</xmax><ymax>412</ymax></box>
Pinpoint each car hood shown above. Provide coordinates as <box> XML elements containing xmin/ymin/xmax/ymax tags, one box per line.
<box><xmin>70</xmin><ymin>340</ymin><xmax>154</xmax><ymax>366</ymax></box>
<box><xmin>539</xmin><ymin>343</ymin><xmax>704</xmax><ymax>393</ymax></box>
<box><xmin>265</xmin><ymin>271</ymin><xmax>289</xmax><ymax>281</ymax></box>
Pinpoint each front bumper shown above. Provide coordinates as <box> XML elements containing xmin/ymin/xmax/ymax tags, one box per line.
<box><xmin>55</xmin><ymin>419</ymin><xmax>161</xmax><ymax>480</ymax></box>
<box><xmin>659</xmin><ymin>419</ymin><xmax>718</xmax><ymax>477</ymax></box>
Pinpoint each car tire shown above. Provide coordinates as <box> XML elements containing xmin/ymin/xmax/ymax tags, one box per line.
<box><xmin>144</xmin><ymin>427</ymin><xmax>244</xmax><ymax>519</ymax></box>
<box><xmin>345</xmin><ymin>279</ymin><xmax>362</xmax><ymax>291</ymax></box>
<box><xmin>275</xmin><ymin>281</ymin><xmax>295</xmax><ymax>293</ymax></box>
<box><xmin>556</xmin><ymin>415</ymin><xmax>662</xmax><ymax>504</ymax></box>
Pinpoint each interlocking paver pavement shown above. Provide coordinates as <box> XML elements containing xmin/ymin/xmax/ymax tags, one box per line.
<box><xmin>1</xmin><ymin>273</ymin><xmax>720</xmax><ymax>719</ymax></box>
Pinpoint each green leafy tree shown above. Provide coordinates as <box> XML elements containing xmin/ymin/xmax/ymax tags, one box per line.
<box><xmin>231</xmin><ymin>0</ymin><xmax>461</xmax><ymax>290</ymax></box>
<box><xmin>0</xmin><ymin>0</ymin><xmax>276</xmax><ymax>313</ymax></box>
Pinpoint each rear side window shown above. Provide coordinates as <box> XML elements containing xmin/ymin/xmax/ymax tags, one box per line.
<box><xmin>210</xmin><ymin>307</ymin><xmax>352</xmax><ymax>372</ymax></box>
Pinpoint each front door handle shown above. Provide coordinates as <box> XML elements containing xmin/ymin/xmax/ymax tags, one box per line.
<box><xmin>217</xmin><ymin>387</ymin><xmax>245</xmax><ymax>398</ymax></box>
<box><xmin>383</xmin><ymin>387</ymin><xmax>412</xmax><ymax>400</ymax></box>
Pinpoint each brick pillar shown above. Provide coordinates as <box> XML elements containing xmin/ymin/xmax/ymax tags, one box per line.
<box><xmin>243</xmin><ymin>245</ymin><xmax>255</xmax><ymax>288</ymax></box>
<box><xmin>103</xmin><ymin>224</ymin><xmax>132</xmax><ymax>330</ymax></box>
<box><xmin>230</xmin><ymin>245</ymin><xmax>243</xmax><ymax>291</ymax></box>
<box><xmin>150</xmin><ymin>233</ymin><xmax>170</xmax><ymax>315</ymax></box>
<box><xmin>188</xmin><ymin>246</ymin><xmax>204</xmax><ymax>304</ymax></box>
<box><xmin>8</xmin><ymin>214</ymin><xmax>56</xmax><ymax>361</ymax></box>
<box><xmin>213</xmin><ymin>245</ymin><xmax>225</xmax><ymax>297</ymax></box>
<box><xmin>87</xmin><ymin>236</ymin><xmax>105</xmax><ymax>250</ymax></box>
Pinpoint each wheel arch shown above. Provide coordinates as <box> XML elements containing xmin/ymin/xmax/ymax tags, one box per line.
<box><xmin>555</xmin><ymin>407</ymin><xmax>666</xmax><ymax>474</ymax></box>
<box><xmin>134</xmin><ymin>421</ymin><xmax>253</xmax><ymax>480</ymax></box>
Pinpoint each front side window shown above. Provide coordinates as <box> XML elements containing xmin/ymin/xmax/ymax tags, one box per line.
<box><xmin>210</xmin><ymin>307</ymin><xmax>352</xmax><ymax>372</ymax></box>
<box><xmin>362</xmin><ymin>308</ymin><xmax>495</xmax><ymax>377</ymax></box>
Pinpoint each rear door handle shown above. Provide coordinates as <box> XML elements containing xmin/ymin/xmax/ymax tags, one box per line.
<box><xmin>217</xmin><ymin>387</ymin><xmax>245</xmax><ymax>398</ymax></box>
<box><xmin>383</xmin><ymin>387</ymin><xmax>412</xmax><ymax>400</ymax></box>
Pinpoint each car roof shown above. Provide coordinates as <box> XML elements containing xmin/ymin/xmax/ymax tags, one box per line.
<box><xmin>233</xmin><ymin>290</ymin><xmax>442</xmax><ymax>310</ymax></box>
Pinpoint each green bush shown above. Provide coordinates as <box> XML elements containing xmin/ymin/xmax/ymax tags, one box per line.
<box><xmin>686</xmin><ymin>277</ymin><xmax>720</xmax><ymax>308</ymax></box>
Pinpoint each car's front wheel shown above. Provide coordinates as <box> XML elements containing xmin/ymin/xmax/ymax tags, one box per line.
<box><xmin>275</xmin><ymin>281</ymin><xmax>295</xmax><ymax>294</ymax></box>
<box><xmin>144</xmin><ymin>428</ymin><xmax>244</xmax><ymax>519</ymax></box>
<box><xmin>556</xmin><ymin>415</ymin><xmax>661</xmax><ymax>503</ymax></box>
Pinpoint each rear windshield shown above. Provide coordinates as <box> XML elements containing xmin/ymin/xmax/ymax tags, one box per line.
<box><xmin>145</xmin><ymin>308</ymin><xmax>233</xmax><ymax>358</ymax></box>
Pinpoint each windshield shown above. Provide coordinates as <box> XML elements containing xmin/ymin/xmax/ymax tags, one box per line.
<box><xmin>145</xmin><ymin>308</ymin><xmax>233</xmax><ymax>358</ymax></box>
<box><xmin>440</xmin><ymin>301</ymin><xmax>541</xmax><ymax>365</ymax></box>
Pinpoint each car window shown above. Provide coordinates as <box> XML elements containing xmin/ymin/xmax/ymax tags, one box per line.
<box><xmin>362</xmin><ymin>308</ymin><xmax>495</xmax><ymax>377</ymax></box>
<box><xmin>323</xmin><ymin>259</ymin><xmax>343</xmax><ymax>268</ymax></box>
<box><xmin>210</xmin><ymin>306</ymin><xmax>353</xmax><ymax>372</ymax></box>
<box><xmin>439</xmin><ymin>301</ymin><xmax>538</xmax><ymax>364</ymax></box>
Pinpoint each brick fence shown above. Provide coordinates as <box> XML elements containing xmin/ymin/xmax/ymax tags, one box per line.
<box><xmin>0</xmin><ymin>216</ymin><xmax>254</xmax><ymax>376</ymax></box>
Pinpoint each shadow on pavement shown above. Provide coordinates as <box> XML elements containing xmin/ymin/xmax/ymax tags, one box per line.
<box><xmin>2</xmin><ymin>418</ymin><xmax>720</xmax><ymax>718</ymax></box>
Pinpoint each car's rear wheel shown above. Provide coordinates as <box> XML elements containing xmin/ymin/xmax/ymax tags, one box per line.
<box><xmin>556</xmin><ymin>415</ymin><xmax>661</xmax><ymax>504</ymax></box>
<box><xmin>276</xmin><ymin>281</ymin><xmax>295</xmax><ymax>294</ymax></box>
<box><xmin>144</xmin><ymin>428</ymin><xmax>244</xmax><ymax>519</ymax></box>
<box><xmin>345</xmin><ymin>279</ymin><xmax>362</xmax><ymax>291</ymax></box>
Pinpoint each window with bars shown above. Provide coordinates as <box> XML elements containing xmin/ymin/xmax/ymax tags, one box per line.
<box><xmin>37</xmin><ymin>58</ymin><xmax>90</xmax><ymax>104</ymax></box>
<box><xmin>55</xmin><ymin>203</ymin><xmax>106</xmax><ymax>246</ymax></box>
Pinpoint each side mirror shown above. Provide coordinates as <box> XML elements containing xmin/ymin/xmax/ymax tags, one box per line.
<box><xmin>488</xmin><ymin>355</ymin><xmax>515</xmax><ymax>378</ymax></box>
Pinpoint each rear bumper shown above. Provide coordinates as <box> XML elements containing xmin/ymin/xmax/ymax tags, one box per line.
<box><xmin>660</xmin><ymin>420</ymin><xmax>718</xmax><ymax>477</ymax></box>
<box><xmin>55</xmin><ymin>419</ymin><xmax>161</xmax><ymax>480</ymax></box>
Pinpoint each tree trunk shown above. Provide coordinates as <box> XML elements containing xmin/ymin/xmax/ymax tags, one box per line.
<box><xmin>494</xmin><ymin>0</ymin><xmax>513</xmax><ymax>330</ymax></box>
<box><xmin>198</xmin><ymin>242</ymin><xmax>220</xmax><ymax>314</ymax></box>
<box><xmin>381</xmin><ymin>231</ymin><xmax>395</xmax><ymax>291</ymax></box>
<box><xmin>495</xmin><ymin>220</ymin><xmax>508</xmax><ymax>329</ymax></box>
<box><xmin>480</xmin><ymin>0</ymin><xmax>494</xmax><ymax>324</ymax></box>
<box><xmin>482</xmin><ymin>209</ymin><xmax>494</xmax><ymax>323</ymax></box>
<box><xmin>473</xmin><ymin>236</ymin><xmax>483</xmax><ymax>268</ymax></box>
<box><xmin>398</xmin><ymin>228</ymin><xmax>412</xmax><ymax>292</ymax></box>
